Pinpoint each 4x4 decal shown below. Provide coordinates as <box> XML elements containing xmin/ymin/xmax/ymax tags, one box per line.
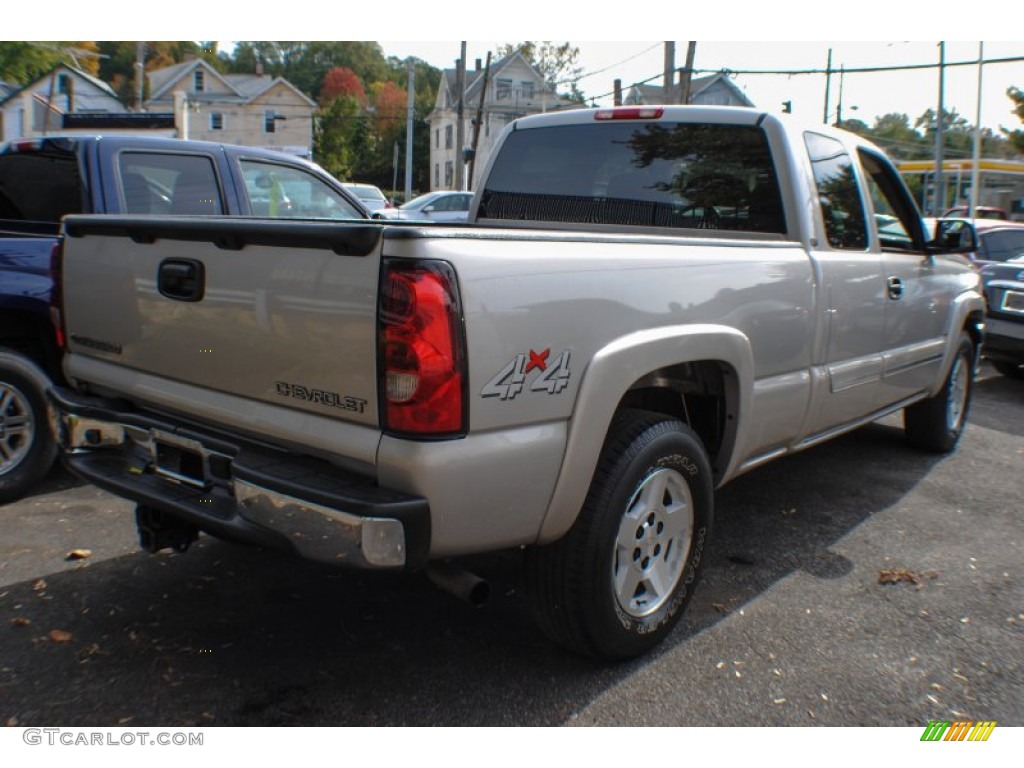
<box><xmin>482</xmin><ymin>348</ymin><xmax>571</xmax><ymax>400</ymax></box>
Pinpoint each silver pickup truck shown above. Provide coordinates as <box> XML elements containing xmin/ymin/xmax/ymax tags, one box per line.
<box><xmin>49</xmin><ymin>106</ymin><xmax>983</xmax><ymax>659</ymax></box>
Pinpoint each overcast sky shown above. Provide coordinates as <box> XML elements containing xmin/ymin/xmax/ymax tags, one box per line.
<box><xmin>26</xmin><ymin>2</ymin><xmax>1024</xmax><ymax>135</ymax></box>
<box><xmin>379</xmin><ymin>41</ymin><xmax>1024</xmax><ymax>134</ymax></box>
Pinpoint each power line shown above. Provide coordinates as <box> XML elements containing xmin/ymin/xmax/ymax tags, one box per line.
<box><xmin>682</xmin><ymin>54</ymin><xmax>1024</xmax><ymax>77</ymax></box>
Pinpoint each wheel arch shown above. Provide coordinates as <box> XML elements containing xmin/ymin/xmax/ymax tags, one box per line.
<box><xmin>536</xmin><ymin>324</ymin><xmax>753</xmax><ymax>544</ymax></box>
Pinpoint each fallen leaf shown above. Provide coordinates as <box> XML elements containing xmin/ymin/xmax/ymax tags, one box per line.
<box><xmin>7</xmin><ymin>716</ymin><xmax>18</xmax><ymax>727</ymax></box>
<box><xmin>65</xmin><ymin>549</ymin><xmax>92</xmax><ymax>561</ymax></box>
<box><xmin>32</xmin><ymin>579</ymin><xmax>47</xmax><ymax>592</ymax></box>
<box><xmin>10</xmin><ymin>617</ymin><xmax>32</xmax><ymax>627</ymax></box>
<box><xmin>48</xmin><ymin>629</ymin><xmax>73</xmax><ymax>644</ymax></box>
<box><xmin>878</xmin><ymin>567</ymin><xmax>937</xmax><ymax>585</ymax></box>
<box><xmin>118</xmin><ymin>717</ymin><xmax>133</xmax><ymax>725</ymax></box>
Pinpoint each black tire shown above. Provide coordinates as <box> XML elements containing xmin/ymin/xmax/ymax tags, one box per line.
<box><xmin>525</xmin><ymin>409</ymin><xmax>713</xmax><ymax>660</ymax></box>
<box><xmin>0</xmin><ymin>361</ymin><xmax>58</xmax><ymax>504</ymax></box>
<box><xmin>991</xmin><ymin>360</ymin><xmax>1024</xmax><ymax>379</ymax></box>
<box><xmin>904</xmin><ymin>334</ymin><xmax>975</xmax><ymax>453</ymax></box>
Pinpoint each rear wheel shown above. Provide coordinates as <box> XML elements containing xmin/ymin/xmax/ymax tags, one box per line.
<box><xmin>904</xmin><ymin>334</ymin><xmax>974</xmax><ymax>453</ymax></box>
<box><xmin>526</xmin><ymin>409</ymin><xmax>713</xmax><ymax>660</ymax></box>
<box><xmin>0</xmin><ymin>362</ymin><xmax>58</xmax><ymax>503</ymax></box>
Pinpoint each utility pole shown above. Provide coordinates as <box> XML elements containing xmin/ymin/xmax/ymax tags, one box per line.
<box><xmin>969</xmin><ymin>42</ymin><xmax>984</xmax><ymax>217</ymax></box>
<box><xmin>467</xmin><ymin>52</ymin><xmax>491</xmax><ymax>192</ymax></box>
<box><xmin>680</xmin><ymin>42</ymin><xmax>696</xmax><ymax>105</ymax></box>
<box><xmin>613</xmin><ymin>79</ymin><xmax>622</xmax><ymax>106</ymax></box>
<box><xmin>934</xmin><ymin>42</ymin><xmax>946</xmax><ymax>215</ymax></box>
<box><xmin>455</xmin><ymin>42</ymin><xmax>467</xmax><ymax>190</ymax></box>
<box><xmin>135</xmin><ymin>42</ymin><xmax>146</xmax><ymax>111</ymax></box>
<box><xmin>823</xmin><ymin>48</ymin><xmax>833</xmax><ymax>124</ymax></box>
<box><xmin>836</xmin><ymin>65</ymin><xmax>845</xmax><ymax>125</ymax></box>
<box><xmin>404</xmin><ymin>59</ymin><xmax>415</xmax><ymax>203</ymax></box>
<box><xmin>663</xmin><ymin>42</ymin><xmax>676</xmax><ymax>103</ymax></box>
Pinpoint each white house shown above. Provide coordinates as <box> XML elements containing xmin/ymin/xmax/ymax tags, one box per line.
<box><xmin>625</xmin><ymin>73</ymin><xmax>754</xmax><ymax>108</ymax></box>
<box><xmin>145</xmin><ymin>59</ymin><xmax>317</xmax><ymax>158</ymax></box>
<box><xmin>428</xmin><ymin>52</ymin><xmax>581</xmax><ymax>192</ymax></box>
<box><xmin>0</xmin><ymin>64</ymin><xmax>142</xmax><ymax>142</ymax></box>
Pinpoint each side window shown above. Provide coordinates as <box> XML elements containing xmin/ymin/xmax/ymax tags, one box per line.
<box><xmin>118</xmin><ymin>152</ymin><xmax>222</xmax><ymax>215</ymax></box>
<box><xmin>804</xmin><ymin>132</ymin><xmax>866</xmax><ymax>250</ymax></box>
<box><xmin>981</xmin><ymin>230</ymin><xmax>1024</xmax><ymax>262</ymax></box>
<box><xmin>858</xmin><ymin>149</ymin><xmax>924</xmax><ymax>252</ymax></box>
<box><xmin>237</xmin><ymin>160</ymin><xmax>363</xmax><ymax>219</ymax></box>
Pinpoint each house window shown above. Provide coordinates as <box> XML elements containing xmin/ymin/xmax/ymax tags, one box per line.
<box><xmin>210</xmin><ymin>113</ymin><xmax>223</xmax><ymax>131</ymax></box>
<box><xmin>444</xmin><ymin>125</ymin><xmax>453</xmax><ymax>150</ymax></box>
<box><xmin>435</xmin><ymin>129</ymin><xmax>439</xmax><ymax>149</ymax></box>
<box><xmin>57</xmin><ymin>74</ymin><xmax>70</xmax><ymax>95</ymax></box>
<box><xmin>434</xmin><ymin>164</ymin><xmax>439</xmax><ymax>188</ymax></box>
<box><xmin>520</xmin><ymin>81</ymin><xmax>534</xmax><ymax>99</ymax></box>
<box><xmin>496</xmin><ymin>78</ymin><xmax>513</xmax><ymax>100</ymax></box>
<box><xmin>444</xmin><ymin>161</ymin><xmax>453</xmax><ymax>188</ymax></box>
<box><xmin>265</xmin><ymin>110</ymin><xmax>277</xmax><ymax>133</ymax></box>
<box><xmin>194</xmin><ymin>69</ymin><xmax>205</xmax><ymax>93</ymax></box>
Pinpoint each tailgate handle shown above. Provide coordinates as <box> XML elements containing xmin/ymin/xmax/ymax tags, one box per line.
<box><xmin>158</xmin><ymin>259</ymin><xmax>205</xmax><ymax>302</ymax></box>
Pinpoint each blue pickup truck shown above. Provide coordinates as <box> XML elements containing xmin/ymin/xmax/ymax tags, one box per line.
<box><xmin>0</xmin><ymin>135</ymin><xmax>368</xmax><ymax>502</ymax></box>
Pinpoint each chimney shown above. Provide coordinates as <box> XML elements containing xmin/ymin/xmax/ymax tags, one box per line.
<box><xmin>184</xmin><ymin>53</ymin><xmax>196</xmax><ymax>62</ymax></box>
<box><xmin>256</xmin><ymin>59</ymin><xmax>264</xmax><ymax>76</ymax></box>
<box><xmin>475</xmin><ymin>58</ymin><xmax>481</xmax><ymax>72</ymax></box>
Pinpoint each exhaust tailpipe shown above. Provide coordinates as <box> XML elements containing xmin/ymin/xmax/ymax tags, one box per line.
<box><xmin>426</xmin><ymin>561</ymin><xmax>490</xmax><ymax>607</ymax></box>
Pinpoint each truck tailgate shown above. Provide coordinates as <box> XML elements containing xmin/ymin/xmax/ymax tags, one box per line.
<box><xmin>60</xmin><ymin>216</ymin><xmax>383</xmax><ymax>428</ymax></box>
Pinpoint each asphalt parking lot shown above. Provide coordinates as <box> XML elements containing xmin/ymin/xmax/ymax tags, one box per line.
<box><xmin>1</xmin><ymin>362</ymin><xmax>1021</xmax><ymax>727</ymax></box>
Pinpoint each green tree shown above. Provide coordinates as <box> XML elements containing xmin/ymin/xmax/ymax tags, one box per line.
<box><xmin>315</xmin><ymin>94</ymin><xmax>366</xmax><ymax>181</ymax></box>
<box><xmin>0</xmin><ymin>42</ymin><xmax>101</xmax><ymax>84</ymax></box>
<box><xmin>1004</xmin><ymin>86</ymin><xmax>1024</xmax><ymax>155</ymax></box>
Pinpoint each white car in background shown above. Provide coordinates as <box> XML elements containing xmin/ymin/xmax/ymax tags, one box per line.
<box><xmin>379</xmin><ymin>191</ymin><xmax>474</xmax><ymax>222</ymax></box>
<box><xmin>342</xmin><ymin>182</ymin><xmax>392</xmax><ymax>214</ymax></box>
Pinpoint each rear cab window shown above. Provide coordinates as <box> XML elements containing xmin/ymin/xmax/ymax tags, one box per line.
<box><xmin>804</xmin><ymin>132</ymin><xmax>867</xmax><ymax>251</ymax></box>
<box><xmin>479</xmin><ymin>120</ymin><xmax>786</xmax><ymax>235</ymax></box>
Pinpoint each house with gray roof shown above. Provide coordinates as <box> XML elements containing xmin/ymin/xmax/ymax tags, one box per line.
<box><xmin>428</xmin><ymin>52</ymin><xmax>582</xmax><ymax>192</ymax></box>
<box><xmin>625</xmin><ymin>73</ymin><xmax>754</xmax><ymax>108</ymax></box>
<box><xmin>0</xmin><ymin>64</ymin><xmax>142</xmax><ymax>142</ymax></box>
<box><xmin>144</xmin><ymin>58</ymin><xmax>317</xmax><ymax>158</ymax></box>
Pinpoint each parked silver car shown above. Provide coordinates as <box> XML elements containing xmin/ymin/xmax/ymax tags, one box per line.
<box><xmin>379</xmin><ymin>191</ymin><xmax>474</xmax><ymax>222</ymax></box>
<box><xmin>342</xmin><ymin>182</ymin><xmax>392</xmax><ymax>214</ymax></box>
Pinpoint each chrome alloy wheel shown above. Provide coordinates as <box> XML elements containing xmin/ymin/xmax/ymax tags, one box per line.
<box><xmin>947</xmin><ymin>354</ymin><xmax>969</xmax><ymax>432</ymax></box>
<box><xmin>0</xmin><ymin>382</ymin><xmax>34</xmax><ymax>475</ymax></box>
<box><xmin>613</xmin><ymin>467</ymin><xmax>694</xmax><ymax>618</ymax></box>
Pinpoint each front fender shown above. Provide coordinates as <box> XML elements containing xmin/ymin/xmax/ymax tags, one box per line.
<box><xmin>536</xmin><ymin>324</ymin><xmax>754</xmax><ymax>544</ymax></box>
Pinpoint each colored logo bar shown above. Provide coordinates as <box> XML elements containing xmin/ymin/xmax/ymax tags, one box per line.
<box><xmin>921</xmin><ymin>721</ymin><xmax>997</xmax><ymax>741</ymax></box>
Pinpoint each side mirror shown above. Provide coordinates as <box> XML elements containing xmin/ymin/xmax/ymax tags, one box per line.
<box><xmin>930</xmin><ymin>219</ymin><xmax>977</xmax><ymax>254</ymax></box>
<box><xmin>422</xmin><ymin>205</ymin><xmax>436</xmax><ymax>214</ymax></box>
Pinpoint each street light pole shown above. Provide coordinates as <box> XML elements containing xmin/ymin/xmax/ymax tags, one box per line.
<box><xmin>969</xmin><ymin>42</ymin><xmax>984</xmax><ymax>217</ymax></box>
<box><xmin>934</xmin><ymin>42</ymin><xmax>946</xmax><ymax>216</ymax></box>
<box><xmin>404</xmin><ymin>59</ymin><xmax>415</xmax><ymax>203</ymax></box>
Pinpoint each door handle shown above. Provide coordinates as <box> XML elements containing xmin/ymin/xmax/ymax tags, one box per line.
<box><xmin>887</xmin><ymin>276</ymin><xmax>904</xmax><ymax>301</ymax></box>
<box><xmin>158</xmin><ymin>259</ymin><xmax>205</xmax><ymax>302</ymax></box>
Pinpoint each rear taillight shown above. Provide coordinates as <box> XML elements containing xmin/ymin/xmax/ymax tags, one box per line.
<box><xmin>48</xmin><ymin>240</ymin><xmax>65</xmax><ymax>349</ymax></box>
<box><xmin>378</xmin><ymin>259</ymin><xmax>466</xmax><ymax>437</ymax></box>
